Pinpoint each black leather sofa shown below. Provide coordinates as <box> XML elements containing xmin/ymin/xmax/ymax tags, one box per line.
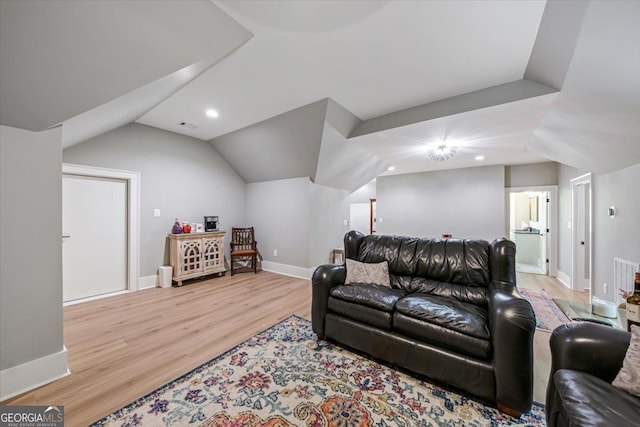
<box><xmin>312</xmin><ymin>231</ymin><xmax>536</xmax><ymax>416</ymax></box>
<box><xmin>547</xmin><ymin>322</ymin><xmax>639</xmax><ymax>427</ymax></box>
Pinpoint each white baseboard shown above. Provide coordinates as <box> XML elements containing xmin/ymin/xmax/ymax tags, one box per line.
<box><xmin>139</xmin><ymin>275</ymin><xmax>157</xmax><ymax>289</ymax></box>
<box><xmin>556</xmin><ymin>270</ymin><xmax>571</xmax><ymax>289</ymax></box>
<box><xmin>261</xmin><ymin>261</ymin><xmax>314</xmax><ymax>280</ymax></box>
<box><xmin>0</xmin><ymin>346</ymin><xmax>70</xmax><ymax>401</ymax></box>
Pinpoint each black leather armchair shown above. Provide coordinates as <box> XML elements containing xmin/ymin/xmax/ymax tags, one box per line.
<box><xmin>312</xmin><ymin>231</ymin><xmax>536</xmax><ymax>416</ymax></box>
<box><xmin>546</xmin><ymin>322</ymin><xmax>639</xmax><ymax>427</ymax></box>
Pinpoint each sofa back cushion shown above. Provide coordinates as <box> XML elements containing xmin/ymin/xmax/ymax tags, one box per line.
<box><xmin>356</xmin><ymin>234</ymin><xmax>418</xmax><ymax>275</ymax></box>
<box><xmin>348</xmin><ymin>232</ymin><xmax>492</xmax><ymax>305</ymax></box>
<box><xmin>414</xmin><ymin>238</ymin><xmax>490</xmax><ymax>286</ymax></box>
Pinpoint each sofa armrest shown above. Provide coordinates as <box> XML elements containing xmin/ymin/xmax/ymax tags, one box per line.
<box><xmin>311</xmin><ymin>264</ymin><xmax>346</xmax><ymax>336</ymax></box>
<box><xmin>488</xmin><ymin>281</ymin><xmax>536</xmax><ymax>415</ymax></box>
<box><xmin>545</xmin><ymin>322</ymin><xmax>631</xmax><ymax>425</ymax></box>
<box><xmin>549</xmin><ymin>321</ymin><xmax>630</xmax><ymax>382</ymax></box>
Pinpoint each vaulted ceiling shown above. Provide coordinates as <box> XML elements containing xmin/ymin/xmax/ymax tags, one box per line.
<box><xmin>1</xmin><ymin>1</ymin><xmax>638</xmax><ymax>188</ymax></box>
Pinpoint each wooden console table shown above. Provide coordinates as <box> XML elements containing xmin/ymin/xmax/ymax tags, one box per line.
<box><xmin>168</xmin><ymin>231</ymin><xmax>226</xmax><ymax>286</ymax></box>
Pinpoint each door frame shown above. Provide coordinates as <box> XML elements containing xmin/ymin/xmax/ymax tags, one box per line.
<box><xmin>63</xmin><ymin>163</ymin><xmax>140</xmax><ymax>293</ymax></box>
<box><xmin>506</xmin><ymin>185</ymin><xmax>558</xmax><ymax>277</ymax></box>
<box><xmin>570</xmin><ymin>173</ymin><xmax>592</xmax><ymax>295</ymax></box>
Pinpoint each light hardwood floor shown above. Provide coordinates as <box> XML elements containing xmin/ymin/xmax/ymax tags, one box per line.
<box><xmin>517</xmin><ymin>271</ymin><xmax>589</xmax><ymax>405</ymax></box>
<box><xmin>3</xmin><ymin>270</ymin><xmax>584</xmax><ymax>425</ymax></box>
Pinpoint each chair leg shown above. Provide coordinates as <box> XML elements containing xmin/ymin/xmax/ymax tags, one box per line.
<box><xmin>230</xmin><ymin>257</ymin><xmax>234</xmax><ymax>276</ymax></box>
<box><xmin>253</xmin><ymin>254</ymin><xmax>257</xmax><ymax>273</ymax></box>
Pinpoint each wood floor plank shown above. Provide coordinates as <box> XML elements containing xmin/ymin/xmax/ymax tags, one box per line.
<box><xmin>2</xmin><ymin>270</ymin><xmax>582</xmax><ymax>425</ymax></box>
<box><xmin>3</xmin><ymin>271</ymin><xmax>311</xmax><ymax>426</ymax></box>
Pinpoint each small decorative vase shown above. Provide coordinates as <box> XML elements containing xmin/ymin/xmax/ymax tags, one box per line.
<box><xmin>182</xmin><ymin>223</ymin><xmax>192</xmax><ymax>234</ymax></box>
<box><xmin>172</xmin><ymin>219</ymin><xmax>183</xmax><ymax>234</ymax></box>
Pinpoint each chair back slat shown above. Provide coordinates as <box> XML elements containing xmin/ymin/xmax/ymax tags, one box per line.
<box><xmin>232</xmin><ymin>227</ymin><xmax>255</xmax><ymax>251</ymax></box>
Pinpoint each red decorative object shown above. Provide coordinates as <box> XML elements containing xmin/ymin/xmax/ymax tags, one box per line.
<box><xmin>182</xmin><ymin>223</ymin><xmax>192</xmax><ymax>234</ymax></box>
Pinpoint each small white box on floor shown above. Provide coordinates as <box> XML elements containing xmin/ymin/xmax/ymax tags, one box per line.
<box><xmin>157</xmin><ymin>266</ymin><xmax>173</xmax><ymax>288</ymax></box>
<box><xmin>591</xmin><ymin>297</ymin><xmax>618</xmax><ymax>318</ymax></box>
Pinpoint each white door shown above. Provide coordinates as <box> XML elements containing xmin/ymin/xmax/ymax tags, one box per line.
<box><xmin>539</xmin><ymin>193</ymin><xmax>549</xmax><ymax>275</ymax></box>
<box><xmin>572</xmin><ymin>181</ymin><xmax>591</xmax><ymax>292</ymax></box>
<box><xmin>63</xmin><ymin>174</ymin><xmax>128</xmax><ymax>302</ymax></box>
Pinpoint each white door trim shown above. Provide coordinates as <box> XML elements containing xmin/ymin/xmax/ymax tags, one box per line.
<box><xmin>570</xmin><ymin>173</ymin><xmax>592</xmax><ymax>296</ymax></box>
<box><xmin>506</xmin><ymin>185</ymin><xmax>558</xmax><ymax>278</ymax></box>
<box><xmin>62</xmin><ymin>163</ymin><xmax>140</xmax><ymax>292</ymax></box>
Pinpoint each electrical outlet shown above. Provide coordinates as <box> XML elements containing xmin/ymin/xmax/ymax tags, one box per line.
<box><xmin>603</xmin><ymin>282</ymin><xmax>608</xmax><ymax>293</ymax></box>
<box><xmin>273</xmin><ymin>249</ymin><xmax>278</xmax><ymax>257</ymax></box>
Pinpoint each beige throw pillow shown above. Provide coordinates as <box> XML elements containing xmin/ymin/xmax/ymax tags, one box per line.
<box><xmin>612</xmin><ymin>324</ymin><xmax>640</xmax><ymax>397</ymax></box>
<box><xmin>345</xmin><ymin>259</ymin><xmax>391</xmax><ymax>288</ymax></box>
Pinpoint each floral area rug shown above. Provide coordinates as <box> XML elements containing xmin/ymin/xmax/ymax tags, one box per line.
<box><xmin>519</xmin><ymin>288</ymin><xmax>570</xmax><ymax>332</ymax></box>
<box><xmin>90</xmin><ymin>315</ymin><xmax>546</xmax><ymax>427</ymax></box>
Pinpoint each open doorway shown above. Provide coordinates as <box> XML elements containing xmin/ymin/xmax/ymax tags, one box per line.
<box><xmin>507</xmin><ymin>186</ymin><xmax>558</xmax><ymax>277</ymax></box>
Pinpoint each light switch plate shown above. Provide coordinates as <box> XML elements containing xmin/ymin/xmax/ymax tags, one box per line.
<box><xmin>153</xmin><ymin>209</ymin><xmax>161</xmax><ymax>217</ymax></box>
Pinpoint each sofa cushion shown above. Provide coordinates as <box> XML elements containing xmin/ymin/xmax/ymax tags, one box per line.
<box><xmin>394</xmin><ymin>294</ymin><xmax>490</xmax><ymax>359</ymax></box>
<box><xmin>328</xmin><ymin>284</ymin><xmax>405</xmax><ymax>330</ymax></box>
<box><xmin>407</xmin><ymin>277</ymin><xmax>488</xmax><ymax>307</ymax></box>
<box><xmin>330</xmin><ymin>284</ymin><xmax>406</xmax><ymax>312</ymax></box>
<box><xmin>555</xmin><ymin>369</ymin><xmax>640</xmax><ymax>426</ymax></box>
<box><xmin>328</xmin><ymin>297</ymin><xmax>393</xmax><ymax>330</ymax></box>
<box><xmin>345</xmin><ymin>259</ymin><xmax>390</xmax><ymax>288</ymax></box>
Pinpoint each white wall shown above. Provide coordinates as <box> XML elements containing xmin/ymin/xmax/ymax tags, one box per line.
<box><xmin>1</xmin><ymin>125</ymin><xmax>67</xmax><ymax>399</ymax></box>
<box><xmin>63</xmin><ymin>123</ymin><xmax>246</xmax><ymax>277</ymax></box>
<box><xmin>377</xmin><ymin>165</ymin><xmax>506</xmax><ymax>241</ymax></box>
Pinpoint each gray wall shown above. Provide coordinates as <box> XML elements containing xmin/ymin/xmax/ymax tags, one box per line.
<box><xmin>246</xmin><ymin>177</ymin><xmax>350</xmax><ymax>270</ymax></box>
<box><xmin>245</xmin><ymin>177</ymin><xmax>311</xmax><ymax>268</ymax></box>
<box><xmin>376</xmin><ymin>165</ymin><xmax>506</xmax><ymax>241</ymax></box>
<box><xmin>309</xmin><ymin>183</ymin><xmax>350</xmax><ymax>266</ymax></box>
<box><xmin>505</xmin><ymin>162</ymin><xmax>558</xmax><ymax>187</ymax></box>
<box><xmin>63</xmin><ymin>123</ymin><xmax>246</xmax><ymax>277</ymax></box>
<box><xmin>557</xmin><ymin>164</ymin><xmax>588</xmax><ymax>278</ymax></box>
<box><xmin>0</xmin><ymin>125</ymin><xmax>63</xmax><ymax>370</ymax></box>
<box><xmin>211</xmin><ymin>100</ymin><xmax>327</xmax><ymax>184</ymax></box>
<box><xmin>558</xmin><ymin>162</ymin><xmax>640</xmax><ymax>301</ymax></box>
<box><xmin>592</xmin><ymin>162</ymin><xmax>640</xmax><ymax>300</ymax></box>
<box><xmin>349</xmin><ymin>180</ymin><xmax>376</xmax><ymax>203</ymax></box>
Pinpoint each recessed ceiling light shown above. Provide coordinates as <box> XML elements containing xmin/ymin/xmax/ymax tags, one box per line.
<box><xmin>206</xmin><ymin>109</ymin><xmax>219</xmax><ymax>118</ymax></box>
<box><xmin>388</xmin><ymin>166</ymin><xmax>395</xmax><ymax>171</ymax></box>
<box><xmin>475</xmin><ymin>155</ymin><xmax>485</xmax><ymax>161</ymax></box>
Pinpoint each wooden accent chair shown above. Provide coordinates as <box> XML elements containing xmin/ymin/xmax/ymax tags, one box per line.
<box><xmin>230</xmin><ymin>227</ymin><xmax>258</xmax><ymax>276</ymax></box>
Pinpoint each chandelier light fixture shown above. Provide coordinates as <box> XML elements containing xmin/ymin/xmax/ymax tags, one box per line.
<box><xmin>427</xmin><ymin>143</ymin><xmax>458</xmax><ymax>162</ymax></box>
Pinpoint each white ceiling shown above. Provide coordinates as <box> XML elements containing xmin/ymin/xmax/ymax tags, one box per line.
<box><xmin>0</xmin><ymin>0</ymin><xmax>250</xmax><ymax>132</ymax></box>
<box><xmin>351</xmin><ymin>92</ymin><xmax>558</xmax><ymax>176</ymax></box>
<box><xmin>3</xmin><ymin>0</ymin><xmax>638</xmax><ymax>181</ymax></box>
<box><xmin>137</xmin><ymin>0</ymin><xmax>546</xmax><ymax>141</ymax></box>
